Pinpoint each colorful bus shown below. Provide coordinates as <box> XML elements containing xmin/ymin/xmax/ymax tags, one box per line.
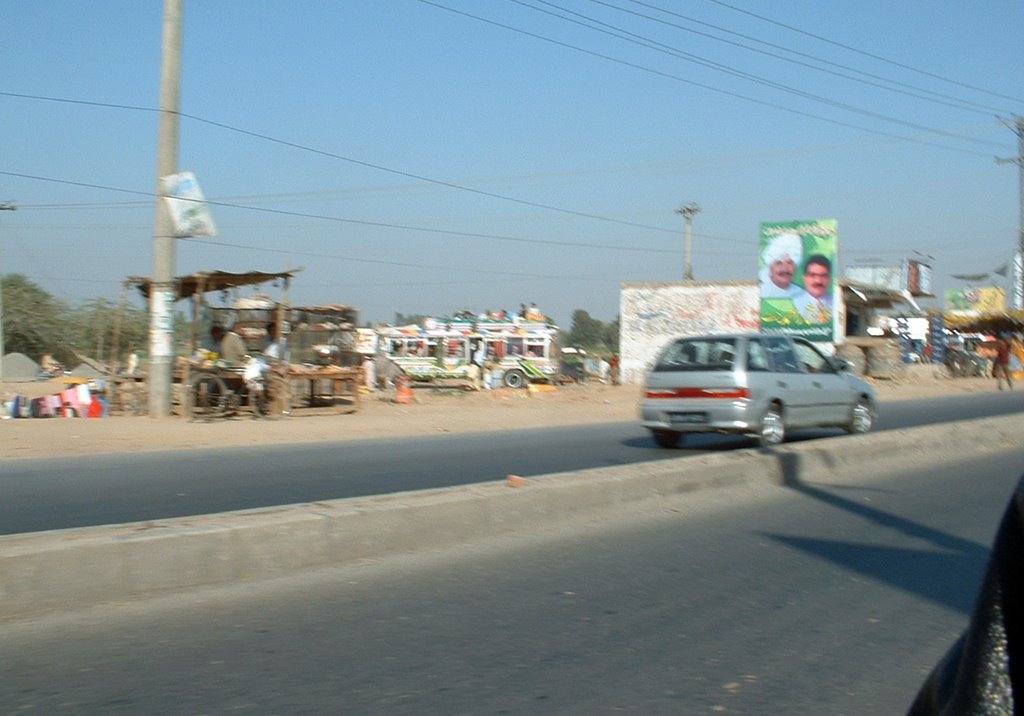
<box><xmin>377</xmin><ymin>316</ymin><xmax>560</xmax><ymax>388</ymax></box>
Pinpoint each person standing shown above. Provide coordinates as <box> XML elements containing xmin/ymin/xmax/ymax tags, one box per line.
<box><xmin>472</xmin><ymin>341</ymin><xmax>489</xmax><ymax>391</ymax></box>
<box><xmin>993</xmin><ymin>335</ymin><xmax>1014</xmax><ymax>390</ymax></box>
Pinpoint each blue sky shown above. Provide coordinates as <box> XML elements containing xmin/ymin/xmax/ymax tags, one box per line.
<box><xmin>2</xmin><ymin>1</ymin><xmax>1022</xmax><ymax>326</ymax></box>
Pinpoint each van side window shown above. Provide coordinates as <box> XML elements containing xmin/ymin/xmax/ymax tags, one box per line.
<box><xmin>793</xmin><ymin>338</ymin><xmax>832</xmax><ymax>374</ymax></box>
<box><xmin>746</xmin><ymin>339</ymin><xmax>770</xmax><ymax>372</ymax></box>
<box><xmin>653</xmin><ymin>338</ymin><xmax>737</xmax><ymax>372</ymax></box>
<box><xmin>765</xmin><ymin>337</ymin><xmax>802</xmax><ymax>373</ymax></box>
<box><xmin>653</xmin><ymin>340</ymin><xmax>700</xmax><ymax>371</ymax></box>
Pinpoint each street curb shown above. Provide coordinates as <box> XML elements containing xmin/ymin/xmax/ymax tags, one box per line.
<box><xmin>1</xmin><ymin>415</ymin><xmax>1021</xmax><ymax>619</ymax></box>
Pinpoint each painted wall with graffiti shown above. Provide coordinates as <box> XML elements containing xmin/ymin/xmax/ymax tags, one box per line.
<box><xmin>618</xmin><ymin>281</ymin><xmax>760</xmax><ymax>384</ymax></box>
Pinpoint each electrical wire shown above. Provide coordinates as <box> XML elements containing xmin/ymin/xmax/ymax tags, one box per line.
<box><xmin>415</xmin><ymin>0</ymin><xmax>1002</xmax><ymax>157</ymax></box>
<box><xmin>588</xmin><ymin>0</ymin><xmax>1010</xmax><ymax>114</ymax></box>
<box><xmin>0</xmin><ymin>170</ymin><xmax>683</xmax><ymax>254</ymax></box>
<box><xmin>506</xmin><ymin>0</ymin><xmax>1007</xmax><ymax>147</ymax></box>
<box><xmin>697</xmin><ymin>0</ymin><xmax>1024</xmax><ymax>105</ymax></box>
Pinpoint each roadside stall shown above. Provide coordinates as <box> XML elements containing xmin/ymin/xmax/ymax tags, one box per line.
<box><xmin>125</xmin><ymin>270</ymin><xmax>362</xmax><ymax>418</ymax></box>
<box><xmin>126</xmin><ymin>270</ymin><xmax>295</xmax><ymax>419</ymax></box>
<box><xmin>279</xmin><ymin>303</ymin><xmax>362</xmax><ymax>412</ymax></box>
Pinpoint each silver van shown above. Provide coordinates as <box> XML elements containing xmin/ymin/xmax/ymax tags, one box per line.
<box><xmin>640</xmin><ymin>333</ymin><xmax>876</xmax><ymax>448</ymax></box>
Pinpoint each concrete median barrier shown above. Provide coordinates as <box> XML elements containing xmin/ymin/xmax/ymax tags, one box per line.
<box><xmin>1</xmin><ymin>415</ymin><xmax>1021</xmax><ymax>620</ymax></box>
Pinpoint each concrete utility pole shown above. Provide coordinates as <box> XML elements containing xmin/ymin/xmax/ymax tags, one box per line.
<box><xmin>0</xmin><ymin>202</ymin><xmax>16</xmax><ymax>389</ymax></box>
<box><xmin>675</xmin><ymin>202</ymin><xmax>701</xmax><ymax>281</ymax></box>
<box><xmin>996</xmin><ymin>115</ymin><xmax>1024</xmax><ymax>310</ymax></box>
<box><xmin>148</xmin><ymin>0</ymin><xmax>183</xmax><ymax>418</ymax></box>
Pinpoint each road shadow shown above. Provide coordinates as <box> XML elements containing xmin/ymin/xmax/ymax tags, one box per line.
<box><xmin>760</xmin><ymin>450</ymin><xmax>993</xmax><ymax>615</ymax></box>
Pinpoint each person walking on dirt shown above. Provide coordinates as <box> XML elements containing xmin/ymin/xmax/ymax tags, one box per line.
<box><xmin>471</xmin><ymin>341</ymin><xmax>489</xmax><ymax>391</ymax></box>
<box><xmin>993</xmin><ymin>335</ymin><xmax>1014</xmax><ymax>390</ymax></box>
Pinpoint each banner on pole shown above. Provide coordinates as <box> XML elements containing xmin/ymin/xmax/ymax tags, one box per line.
<box><xmin>161</xmin><ymin>171</ymin><xmax>217</xmax><ymax>237</ymax></box>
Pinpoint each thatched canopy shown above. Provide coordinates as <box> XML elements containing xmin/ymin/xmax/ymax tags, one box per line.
<box><xmin>127</xmin><ymin>270</ymin><xmax>299</xmax><ymax>301</ymax></box>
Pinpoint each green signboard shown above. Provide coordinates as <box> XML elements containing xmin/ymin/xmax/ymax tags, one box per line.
<box><xmin>758</xmin><ymin>219</ymin><xmax>838</xmax><ymax>342</ymax></box>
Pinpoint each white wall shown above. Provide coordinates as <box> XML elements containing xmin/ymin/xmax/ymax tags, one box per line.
<box><xmin>618</xmin><ymin>281</ymin><xmax>760</xmax><ymax>385</ymax></box>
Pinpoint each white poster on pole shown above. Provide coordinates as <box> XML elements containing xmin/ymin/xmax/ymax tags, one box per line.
<box><xmin>149</xmin><ymin>290</ymin><xmax>176</xmax><ymax>359</ymax></box>
<box><xmin>161</xmin><ymin>171</ymin><xmax>217</xmax><ymax>237</ymax></box>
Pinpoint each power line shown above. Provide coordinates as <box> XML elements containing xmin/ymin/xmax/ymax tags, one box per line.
<box><xmin>415</xmin><ymin>0</ymin><xmax>999</xmax><ymax>157</ymax></box>
<box><xmin>589</xmin><ymin>0</ymin><xmax>1011</xmax><ymax>115</ymax></box>
<box><xmin>179</xmin><ymin>238</ymin><xmax>648</xmax><ymax>284</ymax></box>
<box><xmin>0</xmin><ymin>90</ymin><xmax>681</xmax><ymax>236</ymax></box>
<box><xmin>507</xmin><ymin>0</ymin><xmax>1007</xmax><ymax>147</ymax></box>
<box><xmin>0</xmin><ymin>170</ymin><xmax>683</xmax><ymax>254</ymax></box>
<box><xmin>698</xmin><ymin>0</ymin><xmax>1024</xmax><ymax>106</ymax></box>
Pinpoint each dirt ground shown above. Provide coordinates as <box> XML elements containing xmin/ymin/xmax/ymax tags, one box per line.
<box><xmin>0</xmin><ymin>366</ymin><xmax>1003</xmax><ymax>461</ymax></box>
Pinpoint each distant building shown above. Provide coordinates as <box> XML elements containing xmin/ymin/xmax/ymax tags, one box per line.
<box><xmin>618</xmin><ymin>279</ymin><xmax>915</xmax><ymax>385</ymax></box>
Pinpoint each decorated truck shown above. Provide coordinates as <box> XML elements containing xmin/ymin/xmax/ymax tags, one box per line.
<box><xmin>377</xmin><ymin>315</ymin><xmax>560</xmax><ymax>388</ymax></box>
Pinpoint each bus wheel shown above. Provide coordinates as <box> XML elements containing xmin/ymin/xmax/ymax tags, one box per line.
<box><xmin>503</xmin><ymin>369</ymin><xmax>527</xmax><ymax>389</ymax></box>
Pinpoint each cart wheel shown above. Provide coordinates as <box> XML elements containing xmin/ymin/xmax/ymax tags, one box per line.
<box><xmin>188</xmin><ymin>372</ymin><xmax>230</xmax><ymax>419</ymax></box>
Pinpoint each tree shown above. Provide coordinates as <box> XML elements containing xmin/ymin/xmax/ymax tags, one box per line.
<box><xmin>1</xmin><ymin>273</ymin><xmax>71</xmax><ymax>364</ymax></box>
<box><xmin>66</xmin><ymin>297</ymin><xmax>150</xmax><ymax>365</ymax></box>
<box><xmin>394</xmin><ymin>312</ymin><xmax>429</xmax><ymax>326</ymax></box>
<box><xmin>565</xmin><ymin>309</ymin><xmax>608</xmax><ymax>352</ymax></box>
<box><xmin>605</xmin><ymin>315</ymin><xmax>620</xmax><ymax>355</ymax></box>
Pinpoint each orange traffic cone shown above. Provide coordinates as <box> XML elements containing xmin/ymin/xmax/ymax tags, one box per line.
<box><xmin>395</xmin><ymin>375</ymin><xmax>414</xmax><ymax>404</ymax></box>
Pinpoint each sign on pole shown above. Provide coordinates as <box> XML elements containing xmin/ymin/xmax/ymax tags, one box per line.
<box><xmin>161</xmin><ymin>171</ymin><xmax>217</xmax><ymax>237</ymax></box>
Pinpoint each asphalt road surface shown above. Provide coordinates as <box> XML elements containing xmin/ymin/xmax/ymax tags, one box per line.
<box><xmin>1</xmin><ymin>392</ymin><xmax>1021</xmax><ymax>535</ymax></box>
<box><xmin>2</xmin><ymin>444</ymin><xmax>1022</xmax><ymax>714</ymax></box>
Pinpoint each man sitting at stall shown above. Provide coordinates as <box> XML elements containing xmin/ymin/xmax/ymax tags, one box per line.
<box><xmin>219</xmin><ymin>323</ymin><xmax>247</xmax><ymax>365</ymax></box>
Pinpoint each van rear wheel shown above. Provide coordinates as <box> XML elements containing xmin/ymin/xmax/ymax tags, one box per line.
<box><xmin>758</xmin><ymin>404</ymin><xmax>785</xmax><ymax>446</ymax></box>
<box><xmin>652</xmin><ymin>430</ymin><xmax>682</xmax><ymax>448</ymax></box>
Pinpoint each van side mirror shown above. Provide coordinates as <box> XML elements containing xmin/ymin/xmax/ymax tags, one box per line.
<box><xmin>835</xmin><ymin>358</ymin><xmax>852</xmax><ymax>373</ymax></box>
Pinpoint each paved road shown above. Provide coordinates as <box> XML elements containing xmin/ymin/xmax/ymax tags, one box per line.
<box><xmin>2</xmin><ymin>444</ymin><xmax>1021</xmax><ymax>714</ymax></box>
<box><xmin>1</xmin><ymin>392</ymin><xmax>1021</xmax><ymax>535</ymax></box>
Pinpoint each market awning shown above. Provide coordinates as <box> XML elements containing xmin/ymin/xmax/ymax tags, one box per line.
<box><xmin>127</xmin><ymin>269</ymin><xmax>300</xmax><ymax>301</ymax></box>
<box><xmin>943</xmin><ymin>311</ymin><xmax>1024</xmax><ymax>333</ymax></box>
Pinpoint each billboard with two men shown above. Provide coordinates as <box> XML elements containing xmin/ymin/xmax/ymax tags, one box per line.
<box><xmin>759</xmin><ymin>219</ymin><xmax>838</xmax><ymax>342</ymax></box>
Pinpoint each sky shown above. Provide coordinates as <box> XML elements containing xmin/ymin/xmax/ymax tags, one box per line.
<box><xmin>1</xmin><ymin>1</ymin><xmax>1022</xmax><ymax>327</ymax></box>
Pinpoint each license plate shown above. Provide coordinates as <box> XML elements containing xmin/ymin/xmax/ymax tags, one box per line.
<box><xmin>669</xmin><ymin>411</ymin><xmax>707</xmax><ymax>424</ymax></box>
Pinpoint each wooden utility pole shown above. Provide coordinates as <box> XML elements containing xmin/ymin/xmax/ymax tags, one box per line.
<box><xmin>996</xmin><ymin>116</ymin><xmax>1024</xmax><ymax>310</ymax></box>
<box><xmin>147</xmin><ymin>0</ymin><xmax>183</xmax><ymax>417</ymax></box>
<box><xmin>675</xmin><ymin>202</ymin><xmax>701</xmax><ymax>281</ymax></box>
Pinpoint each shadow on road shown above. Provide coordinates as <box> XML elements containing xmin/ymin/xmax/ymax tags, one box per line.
<box><xmin>762</xmin><ymin>450</ymin><xmax>992</xmax><ymax>615</ymax></box>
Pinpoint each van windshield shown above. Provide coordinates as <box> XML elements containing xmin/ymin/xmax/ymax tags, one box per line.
<box><xmin>653</xmin><ymin>338</ymin><xmax>738</xmax><ymax>372</ymax></box>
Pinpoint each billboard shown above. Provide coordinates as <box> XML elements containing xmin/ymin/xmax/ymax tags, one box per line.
<box><xmin>906</xmin><ymin>260</ymin><xmax>933</xmax><ymax>297</ymax></box>
<box><xmin>846</xmin><ymin>265</ymin><xmax>902</xmax><ymax>292</ymax></box>
<box><xmin>846</xmin><ymin>259</ymin><xmax>932</xmax><ymax>296</ymax></box>
<box><xmin>759</xmin><ymin>219</ymin><xmax>838</xmax><ymax>342</ymax></box>
<box><xmin>945</xmin><ymin>286</ymin><xmax>1006</xmax><ymax>315</ymax></box>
